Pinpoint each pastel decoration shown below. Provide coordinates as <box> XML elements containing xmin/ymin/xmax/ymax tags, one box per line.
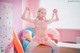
<box><xmin>23</xmin><ymin>30</ymin><xmax>28</xmax><ymax>38</ymax></box>
<box><xmin>26</xmin><ymin>30</ymin><xmax>32</xmax><ymax>41</ymax></box>
<box><xmin>21</xmin><ymin>37</ymin><xmax>30</xmax><ymax>52</ymax></box>
<box><xmin>22</xmin><ymin>28</ymin><xmax>35</xmax><ymax>52</ymax></box>
<box><xmin>23</xmin><ymin>40</ymin><xmax>29</xmax><ymax>52</ymax></box>
<box><xmin>13</xmin><ymin>31</ymin><xmax>24</xmax><ymax>53</ymax></box>
<box><xmin>23</xmin><ymin>30</ymin><xmax>32</xmax><ymax>41</ymax></box>
<box><xmin>25</xmin><ymin>28</ymin><xmax>35</xmax><ymax>37</ymax></box>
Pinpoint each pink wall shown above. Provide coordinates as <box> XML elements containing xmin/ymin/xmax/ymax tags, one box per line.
<box><xmin>25</xmin><ymin>0</ymin><xmax>39</xmax><ymax>18</ymax></box>
<box><xmin>12</xmin><ymin>0</ymin><xmax>22</xmax><ymax>33</ymax></box>
<box><xmin>0</xmin><ymin>0</ymin><xmax>13</xmax><ymax>3</ymax></box>
<box><xmin>0</xmin><ymin>0</ymin><xmax>22</xmax><ymax>33</ymax></box>
<box><xmin>22</xmin><ymin>0</ymin><xmax>39</xmax><ymax>28</ymax></box>
<box><xmin>57</xmin><ymin>29</ymin><xmax>80</xmax><ymax>43</ymax></box>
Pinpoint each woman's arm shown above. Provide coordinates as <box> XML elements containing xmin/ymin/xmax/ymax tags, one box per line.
<box><xmin>46</xmin><ymin>9</ymin><xmax>59</xmax><ymax>24</ymax></box>
<box><xmin>21</xmin><ymin>7</ymin><xmax>35</xmax><ymax>23</ymax></box>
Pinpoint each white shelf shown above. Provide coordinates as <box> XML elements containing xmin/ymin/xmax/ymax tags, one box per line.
<box><xmin>57</xmin><ymin>42</ymin><xmax>80</xmax><ymax>49</ymax></box>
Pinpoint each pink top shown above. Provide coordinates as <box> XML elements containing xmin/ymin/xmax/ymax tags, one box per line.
<box><xmin>34</xmin><ymin>18</ymin><xmax>47</xmax><ymax>37</ymax></box>
<box><xmin>31</xmin><ymin>18</ymin><xmax>52</xmax><ymax>44</ymax></box>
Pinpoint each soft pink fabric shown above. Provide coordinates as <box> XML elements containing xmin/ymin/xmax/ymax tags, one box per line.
<box><xmin>32</xmin><ymin>35</ymin><xmax>51</xmax><ymax>44</ymax></box>
<box><xmin>32</xmin><ymin>18</ymin><xmax>55</xmax><ymax>44</ymax></box>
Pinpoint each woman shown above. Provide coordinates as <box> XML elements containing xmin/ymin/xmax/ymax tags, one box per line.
<box><xmin>22</xmin><ymin>7</ymin><xmax>59</xmax><ymax>53</ymax></box>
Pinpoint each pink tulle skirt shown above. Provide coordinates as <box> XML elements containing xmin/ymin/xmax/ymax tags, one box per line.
<box><xmin>32</xmin><ymin>35</ymin><xmax>51</xmax><ymax>44</ymax></box>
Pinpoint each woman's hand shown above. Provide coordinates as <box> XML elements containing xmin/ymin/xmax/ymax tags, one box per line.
<box><xmin>52</xmin><ymin>9</ymin><xmax>59</xmax><ymax>21</ymax></box>
<box><xmin>24</xmin><ymin>7</ymin><xmax>30</xmax><ymax>16</ymax></box>
<box><xmin>25</xmin><ymin>7</ymin><xmax>30</xmax><ymax>13</ymax></box>
<box><xmin>25</xmin><ymin>7</ymin><xmax>30</xmax><ymax>11</ymax></box>
<box><xmin>53</xmin><ymin>9</ymin><xmax>58</xmax><ymax>14</ymax></box>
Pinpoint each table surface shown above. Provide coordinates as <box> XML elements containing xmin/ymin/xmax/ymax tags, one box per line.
<box><xmin>57</xmin><ymin>42</ymin><xmax>80</xmax><ymax>49</ymax></box>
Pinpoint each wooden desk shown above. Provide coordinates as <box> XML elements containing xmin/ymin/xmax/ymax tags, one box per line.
<box><xmin>32</xmin><ymin>42</ymin><xmax>80</xmax><ymax>53</ymax></box>
<box><xmin>59</xmin><ymin>47</ymin><xmax>78</xmax><ymax>53</ymax></box>
<box><xmin>58</xmin><ymin>42</ymin><xmax>80</xmax><ymax>53</ymax></box>
<box><xmin>32</xmin><ymin>44</ymin><xmax>52</xmax><ymax>53</ymax></box>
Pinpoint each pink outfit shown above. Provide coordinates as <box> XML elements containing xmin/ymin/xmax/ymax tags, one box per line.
<box><xmin>26</xmin><ymin>18</ymin><xmax>59</xmax><ymax>53</ymax></box>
